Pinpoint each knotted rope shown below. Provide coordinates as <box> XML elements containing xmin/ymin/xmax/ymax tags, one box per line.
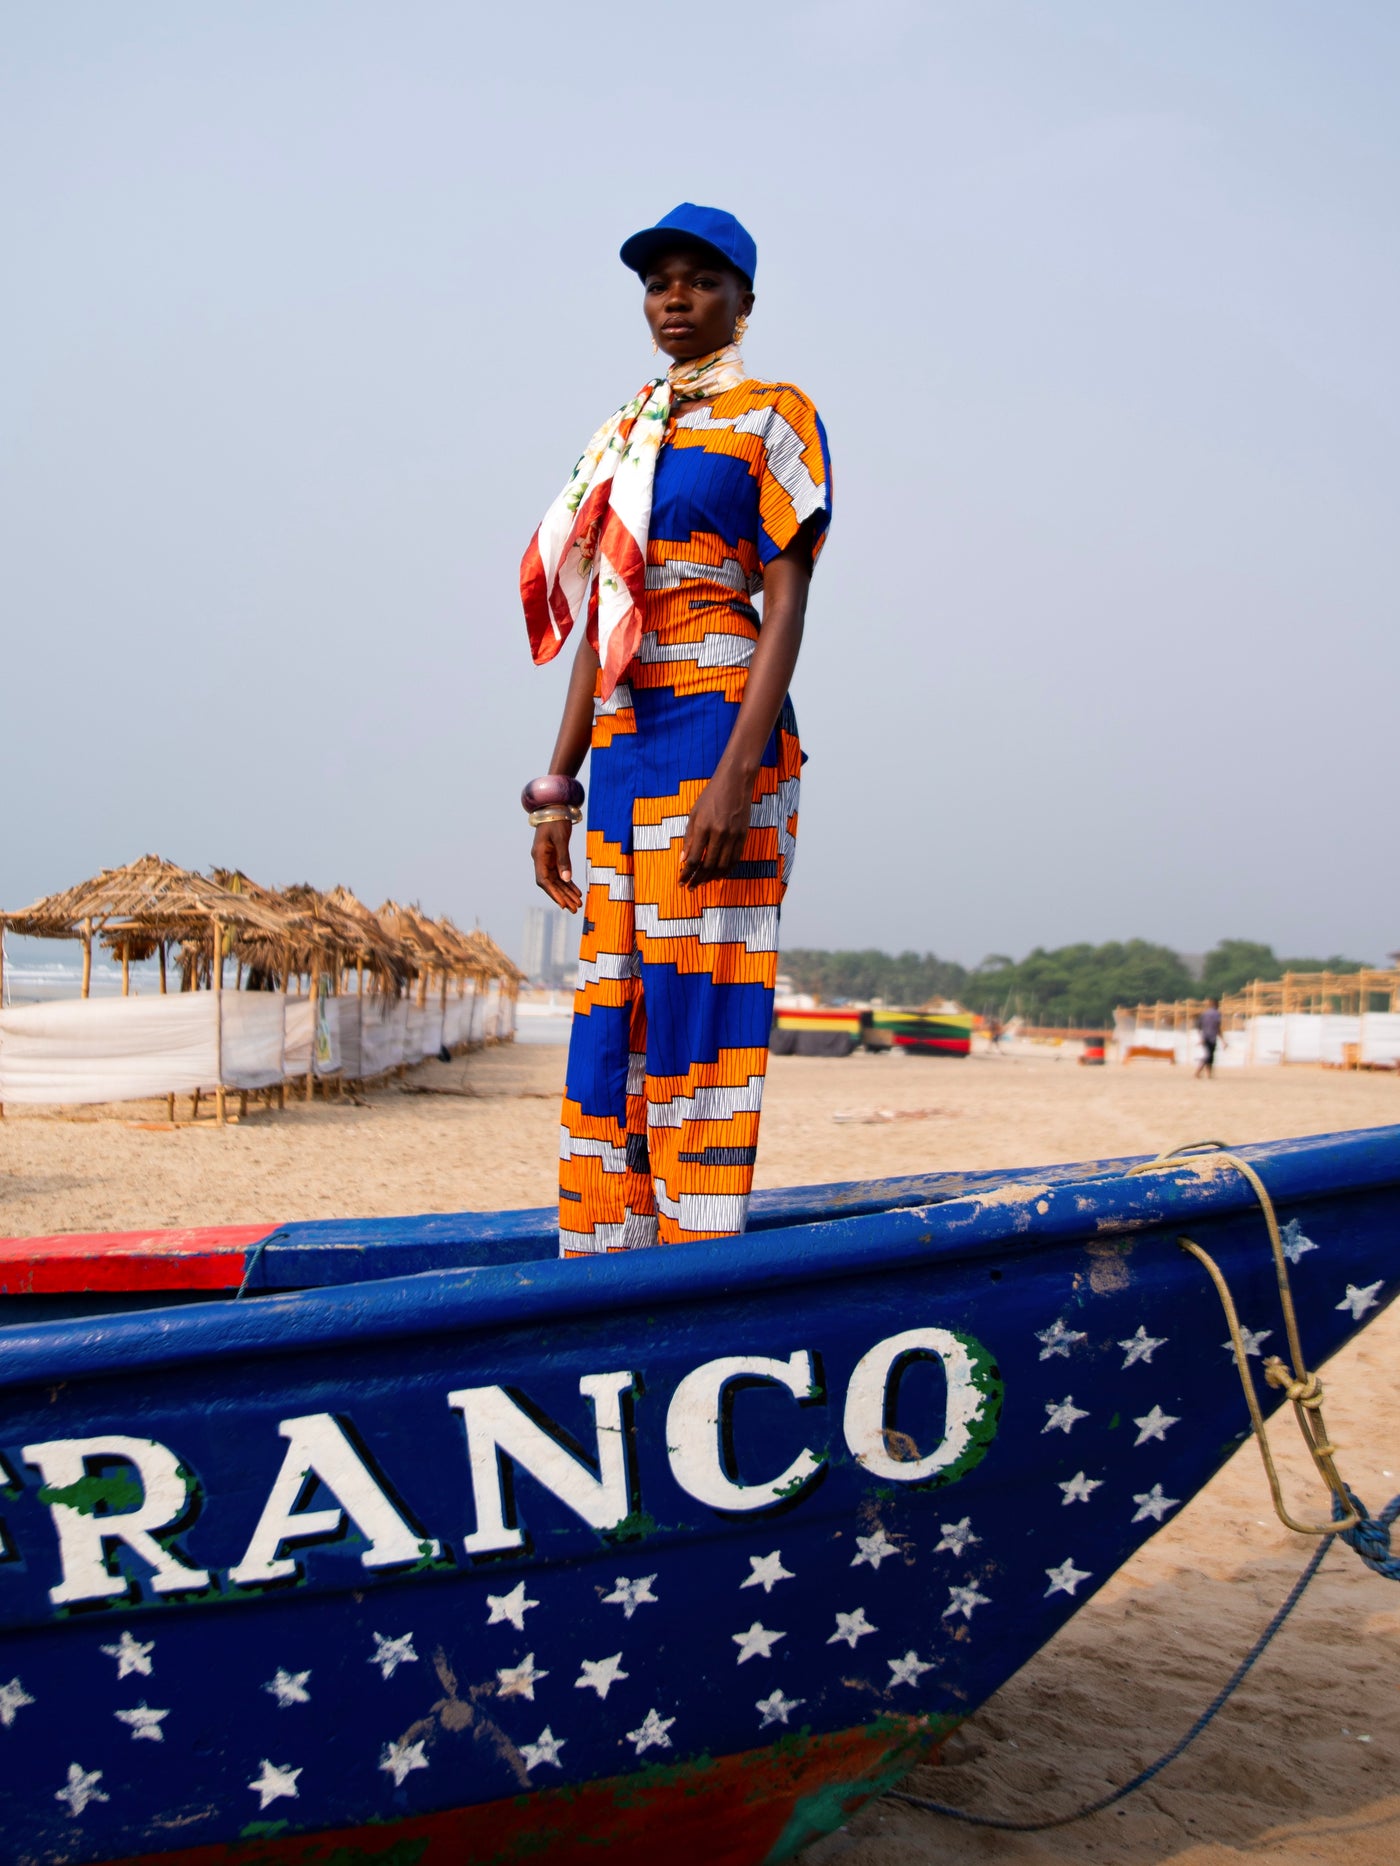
<box><xmin>892</xmin><ymin>1137</ymin><xmax>1397</xmax><ymax>1835</ymax></box>
<box><xmin>1128</xmin><ymin>1140</ymin><xmax>1398</xmax><ymax>1553</ymax></box>
<box><xmin>1334</xmin><ymin>1486</ymin><xmax>1400</xmax><ymax>1580</ymax></box>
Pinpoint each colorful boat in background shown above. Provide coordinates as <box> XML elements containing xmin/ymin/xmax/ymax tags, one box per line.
<box><xmin>862</xmin><ymin>1007</ymin><xmax>973</xmax><ymax>1057</ymax></box>
<box><xmin>771</xmin><ymin>1006</ymin><xmax>973</xmax><ymax>1058</ymax></box>
<box><xmin>0</xmin><ymin>1126</ymin><xmax>1396</xmax><ymax>1865</ymax></box>
<box><xmin>770</xmin><ymin>1005</ymin><xmax>865</xmax><ymax>1056</ymax></box>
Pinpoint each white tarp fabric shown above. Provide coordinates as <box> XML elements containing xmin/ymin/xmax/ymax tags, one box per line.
<box><xmin>283</xmin><ymin>996</ymin><xmax>342</xmax><ymax>1078</ymax></box>
<box><xmin>332</xmin><ymin>998</ymin><xmax>361</xmax><ymax>1081</ymax></box>
<box><xmin>359</xmin><ymin>998</ymin><xmax>409</xmax><ymax>1079</ymax></box>
<box><xmin>1115</xmin><ymin>1013</ymin><xmax>1399</xmax><ymax>1070</ymax></box>
<box><xmin>0</xmin><ymin>980</ymin><xmax>513</xmax><ymax>1106</ymax></box>
<box><xmin>221</xmin><ymin>993</ymin><xmax>288</xmax><ymax>1090</ymax></box>
<box><xmin>0</xmin><ymin>995</ymin><xmax>218</xmax><ymax>1105</ymax></box>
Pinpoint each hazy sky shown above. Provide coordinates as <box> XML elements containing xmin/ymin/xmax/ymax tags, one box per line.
<box><xmin>3</xmin><ymin>3</ymin><xmax>1396</xmax><ymax>968</ymax></box>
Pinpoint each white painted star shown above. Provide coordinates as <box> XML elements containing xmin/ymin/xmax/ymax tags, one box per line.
<box><xmin>1280</xmin><ymin>1219</ymin><xmax>1318</xmax><ymax>1265</ymax></box>
<box><xmin>575</xmin><ymin>1654</ymin><xmax>629</xmax><ymax>1700</ymax></box>
<box><xmin>1043</xmin><ymin>1396</ymin><xmax>1090</xmax><ymax>1435</ymax></box>
<box><xmin>1133</xmin><ymin>1404</ymin><xmax>1180</xmax><ymax>1446</ymax></box>
<box><xmin>1337</xmin><ymin>1281</ymin><xmax>1383</xmax><ymax>1322</ymax></box>
<box><xmin>1119</xmin><ymin>1325</ymin><xmax>1168</xmax><ymax>1368</ymax></box>
<box><xmin>520</xmin><ymin>1726</ymin><xmax>566</xmax><ymax>1771</ymax></box>
<box><xmin>497</xmin><ymin>1652</ymin><xmax>548</xmax><ymax>1700</ymax></box>
<box><xmin>626</xmin><ymin>1707</ymin><xmax>675</xmax><ymax>1754</ymax></box>
<box><xmin>486</xmin><ymin>1581</ymin><xmax>539</xmax><ymax>1631</ymax></box>
<box><xmin>0</xmin><ymin>1678</ymin><xmax>34</xmax><ymax>1726</ymax></box>
<box><xmin>603</xmin><ymin>1574</ymin><xmax>659</xmax><ymax>1618</ymax></box>
<box><xmin>935</xmin><ymin>1516</ymin><xmax>979</xmax><ymax>1557</ymax></box>
<box><xmin>732</xmin><ymin>1621</ymin><xmax>785</xmax><ymax>1664</ymax></box>
<box><xmin>743</xmin><ymin>1550</ymin><xmax>795</xmax><ymax>1593</ymax></box>
<box><xmin>265</xmin><ymin>1668</ymin><xmax>311</xmax><ymax>1708</ymax></box>
<box><xmin>248</xmin><ymin>1758</ymin><xmax>301</xmax><ymax>1810</ymax></box>
<box><xmin>1058</xmin><ymin>1470</ymin><xmax>1103</xmax><ymax>1506</ymax></box>
<box><xmin>757</xmin><ymin>1688</ymin><xmax>804</xmax><ymax>1727</ymax></box>
<box><xmin>114</xmin><ymin>1703</ymin><xmax>168</xmax><ymax>1742</ymax></box>
<box><xmin>1223</xmin><ymin>1325</ymin><xmax>1272</xmax><ymax>1357</ymax></box>
<box><xmin>368</xmin><ymin>1632</ymin><xmax>418</xmax><ymax>1680</ymax></box>
<box><xmin>1132</xmin><ymin>1483</ymin><xmax>1180</xmax><ymax>1524</ymax></box>
<box><xmin>379</xmin><ymin>1737</ymin><xmax>429</xmax><ymax>1786</ymax></box>
<box><xmin>887</xmin><ymin>1650</ymin><xmax>935</xmax><ymax>1688</ymax></box>
<box><xmin>101</xmin><ymin>1630</ymin><xmax>154</xmax><ymax>1679</ymax></box>
<box><xmin>1035</xmin><ymin>1317</ymin><xmax>1087</xmax><ymax>1360</ymax></box>
<box><xmin>1044</xmin><ymin>1557</ymin><xmax>1092</xmax><ymax>1599</ymax></box>
<box><xmin>55</xmin><ymin>1762</ymin><xmax>109</xmax><ymax>1817</ymax></box>
<box><xmin>943</xmin><ymin>1583</ymin><xmax>991</xmax><ymax>1620</ymax></box>
<box><xmin>852</xmin><ymin>1528</ymin><xmax>899</xmax><ymax>1570</ymax></box>
<box><xmin>828</xmin><ymin>1607</ymin><xmax>877</xmax><ymax>1648</ymax></box>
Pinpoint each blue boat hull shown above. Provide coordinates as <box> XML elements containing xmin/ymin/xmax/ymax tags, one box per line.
<box><xmin>0</xmin><ymin>1126</ymin><xmax>1396</xmax><ymax>1864</ymax></box>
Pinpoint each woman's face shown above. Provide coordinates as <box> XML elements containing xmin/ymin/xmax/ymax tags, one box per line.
<box><xmin>642</xmin><ymin>247</ymin><xmax>754</xmax><ymax>363</ymax></box>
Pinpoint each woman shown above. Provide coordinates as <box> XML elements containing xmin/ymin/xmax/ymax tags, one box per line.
<box><xmin>520</xmin><ymin>203</ymin><xmax>831</xmax><ymax>1255</ymax></box>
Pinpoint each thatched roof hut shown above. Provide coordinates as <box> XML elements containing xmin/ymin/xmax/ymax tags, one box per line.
<box><xmin>209</xmin><ymin>873</ymin><xmax>411</xmax><ymax>994</ymax></box>
<box><xmin>1</xmin><ymin>854</ymin><xmax>292</xmax><ymax>998</ymax></box>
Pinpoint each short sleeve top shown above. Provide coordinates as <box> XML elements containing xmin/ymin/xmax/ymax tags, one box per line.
<box><xmin>649</xmin><ymin>381</ymin><xmax>832</xmax><ymax>595</ymax></box>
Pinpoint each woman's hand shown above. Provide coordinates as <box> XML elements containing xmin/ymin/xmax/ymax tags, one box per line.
<box><xmin>679</xmin><ymin>764</ymin><xmax>755</xmax><ymax>890</ymax></box>
<box><xmin>533</xmin><ymin>820</ymin><xmax>582</xmax><ymax>913</ymax></box>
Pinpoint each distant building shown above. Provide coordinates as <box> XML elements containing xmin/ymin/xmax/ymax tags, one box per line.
<box><xmin>522</xmin><ymin>905</ymin><xmax>578</xmax><ymax>989</ymax></box>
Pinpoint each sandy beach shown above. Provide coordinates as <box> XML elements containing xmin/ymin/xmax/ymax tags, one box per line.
<box><xmin>3</xmin><ymin>1045</ymin><xmax>1398</xmax><ymax>1862</ymax></box>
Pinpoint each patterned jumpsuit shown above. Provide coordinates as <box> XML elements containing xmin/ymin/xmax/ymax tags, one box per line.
<box><xmin>558</xmin><ymin>380</ymin><xmax>832</xmax><ymax>1253</ymax></box>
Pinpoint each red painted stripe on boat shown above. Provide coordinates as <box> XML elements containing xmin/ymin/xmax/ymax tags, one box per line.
<box><xmin>96</xmin><ymin>1716</ymin><xmax>937</xmax><ymax>1866</ymax></box>
<box><xmin>0</xmin><ymin>1223</ymin><xmax>276</xmax><ymax>1295</ymax></box>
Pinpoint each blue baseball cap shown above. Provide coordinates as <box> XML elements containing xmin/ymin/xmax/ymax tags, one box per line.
<box><xmin>619</xmin><ymin>203</ymin><xmax>757</xmax><ymax>287</ymax></box>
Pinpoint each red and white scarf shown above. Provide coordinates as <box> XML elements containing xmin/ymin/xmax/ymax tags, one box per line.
<box><xmin>520</xmin><ymin>344</ymin><xmax>748</xmax><ymax>698</ymax></box>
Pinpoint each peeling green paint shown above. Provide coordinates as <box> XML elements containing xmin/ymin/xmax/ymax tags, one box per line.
<box><xmin>607</xmin><ymin>1507</ymin><xmax>658</xmax><ymax>1543</ymax></box>
<box><xmin>239</xmin><ymin>1818</ymin><xmax>290</xmax><ymax>1839</ymax></box>
<box><xmin>38</xmin><ymin>1472</ymin><xmax>145</xmax><ymax>1516</ymax></box>
<box><xmin>322</xmin><ymin>1840</ymin><xmax>430</xmax><ymax>1866</ymax></box>
<box><xmin>760</xmin><ymin>1719</ymin><xmax>953</xmax><ymax>1862</ymax></box>
<box><xmin>928</xmin><ymin>1330</ymin><xmax>1003</xmax><ymax>1488</ymax></box>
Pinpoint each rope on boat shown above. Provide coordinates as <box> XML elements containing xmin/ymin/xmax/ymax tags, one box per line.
<box><xmin>889</xmin><ymin>1535</ymin><xmax>1333</xmax><ymax>1832</ymax></box>
<box><xmin>1130</xmin><ymin>1141</ymin><xmax>1399</xmax><ymax>1567</ymax></box>
<box><xmin>892</xmin><ymin>1137</ymin><xmax>1399</xmax><ymax>1832</ymax></box>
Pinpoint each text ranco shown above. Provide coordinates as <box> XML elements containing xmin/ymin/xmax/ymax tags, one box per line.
<box><xmin>11</xmin><ymin>1326</ymin><xmax>1001</xmax><ymax>1610</ymax></box>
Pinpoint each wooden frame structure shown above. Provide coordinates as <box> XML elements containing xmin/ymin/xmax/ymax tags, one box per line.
<box><xmin>0</xmin><ymin>860</ymin><xmax>525</xmax><ymax>1121</ymax></box>
<box><xmin>1124</xmin><ymin>968</ymin><xmax>1400</xmax><ymax>1034</ymax></box>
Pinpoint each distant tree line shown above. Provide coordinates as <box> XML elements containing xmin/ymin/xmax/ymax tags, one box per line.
<box><xmin>779</xmin><ymin>939</ymin><xmax>1368</xmax><ymax>1028</ymax></box>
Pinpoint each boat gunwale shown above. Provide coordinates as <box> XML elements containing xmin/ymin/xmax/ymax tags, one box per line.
<box><xmin>0</xmin><ymin>1123</ymin><xmax>1396</xmax><ymax>1392</ymax></box>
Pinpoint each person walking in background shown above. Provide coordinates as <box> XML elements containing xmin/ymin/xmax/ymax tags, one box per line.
<box><xmin>1196</xmin><ymin>997</ymin><xmax>1223</xmax><ymax>1078</ymax></box>
<box><xmin>519</xmin><ymin>204</ymin><xmax>831</xmax><ymax>1256</ymax></box>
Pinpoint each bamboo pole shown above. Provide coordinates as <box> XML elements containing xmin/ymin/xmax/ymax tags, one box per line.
<box><xmin>212</xmin><ymin>914</ymin><xmax>226</xmax><ymax>1126</ymax></box>
<box><xmin>278</xmin><ymin>942</ymin><xmax>289</xmax><ymax>1111</ymax></box>
<box><xmin>81</xmin><ymin>918</ymin><xmax>93</xmax><ymax>999</ymax></box>
<box><xmin>159</xmin><ymin>942</ymin><xmax>167</xmax><ymax>993</ymax></box>
<box><xmin>121</xmin><ymin>939</ymin><xmax>130</xmax><ymax>997</ymax></box>
<box><xmin>306</xmin><ymin>955</ymin><xmax>318</xmax><ymax>1102</ymax></box>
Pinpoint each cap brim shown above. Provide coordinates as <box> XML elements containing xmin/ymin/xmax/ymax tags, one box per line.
<box><xmin>619</xmin><ymin>226</ymin><xmax>749</xmax><ymax>284</ymax></box>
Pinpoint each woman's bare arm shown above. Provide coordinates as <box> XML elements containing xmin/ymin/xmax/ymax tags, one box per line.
<box><xmin>531</xmin><ymin>636</ymin><xmax>598</xmax><ymax>913</ymax></box>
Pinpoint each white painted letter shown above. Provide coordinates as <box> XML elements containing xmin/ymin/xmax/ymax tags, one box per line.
<box><xmin>23</xmin><ymin>1435</ymin><xmax>210</xmax><ymax>1606</ymax></box>
<box><xmin>228</xmin><ymin>1413</ymin><xmax>439</xmax><ymax>1585</ymax></box>
<box><xmin>666</xmin><ymin>1352</ymin><xmax>824</xmax><ymax>1512</ymax></box>
<box><xmin>843</xmin><ymin>1327</ymin><xmax>989</xmax><ymax>1481</ymax></box>
<box><xmin>449</xmin><ymin>1373</ymin><xmax>636</xmax><ymax>1556</ymax></box>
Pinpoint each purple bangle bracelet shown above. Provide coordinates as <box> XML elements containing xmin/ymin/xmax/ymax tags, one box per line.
<box><xmin>522</xmin><ymin>774</ymin><xmax>585</xmax><ymax>813</ymax></box>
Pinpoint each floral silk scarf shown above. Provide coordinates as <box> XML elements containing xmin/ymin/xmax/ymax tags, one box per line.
<box><xmin>520</xmin><ymin>344</ymin><xmax>748</xmax><ymax>699</ymax></box>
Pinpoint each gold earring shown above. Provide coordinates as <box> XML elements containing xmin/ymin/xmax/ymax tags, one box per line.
<box><xmin>732</xmin><ymin>313</ymin><xmax>748</xmax><ymax>344</ymax></box>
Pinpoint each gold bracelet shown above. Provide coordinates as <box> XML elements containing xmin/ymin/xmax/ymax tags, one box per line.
<box><xmin>528</xmin><ymin>805</ymin><xmax>582</xmax><ymax>828</ymax></box>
